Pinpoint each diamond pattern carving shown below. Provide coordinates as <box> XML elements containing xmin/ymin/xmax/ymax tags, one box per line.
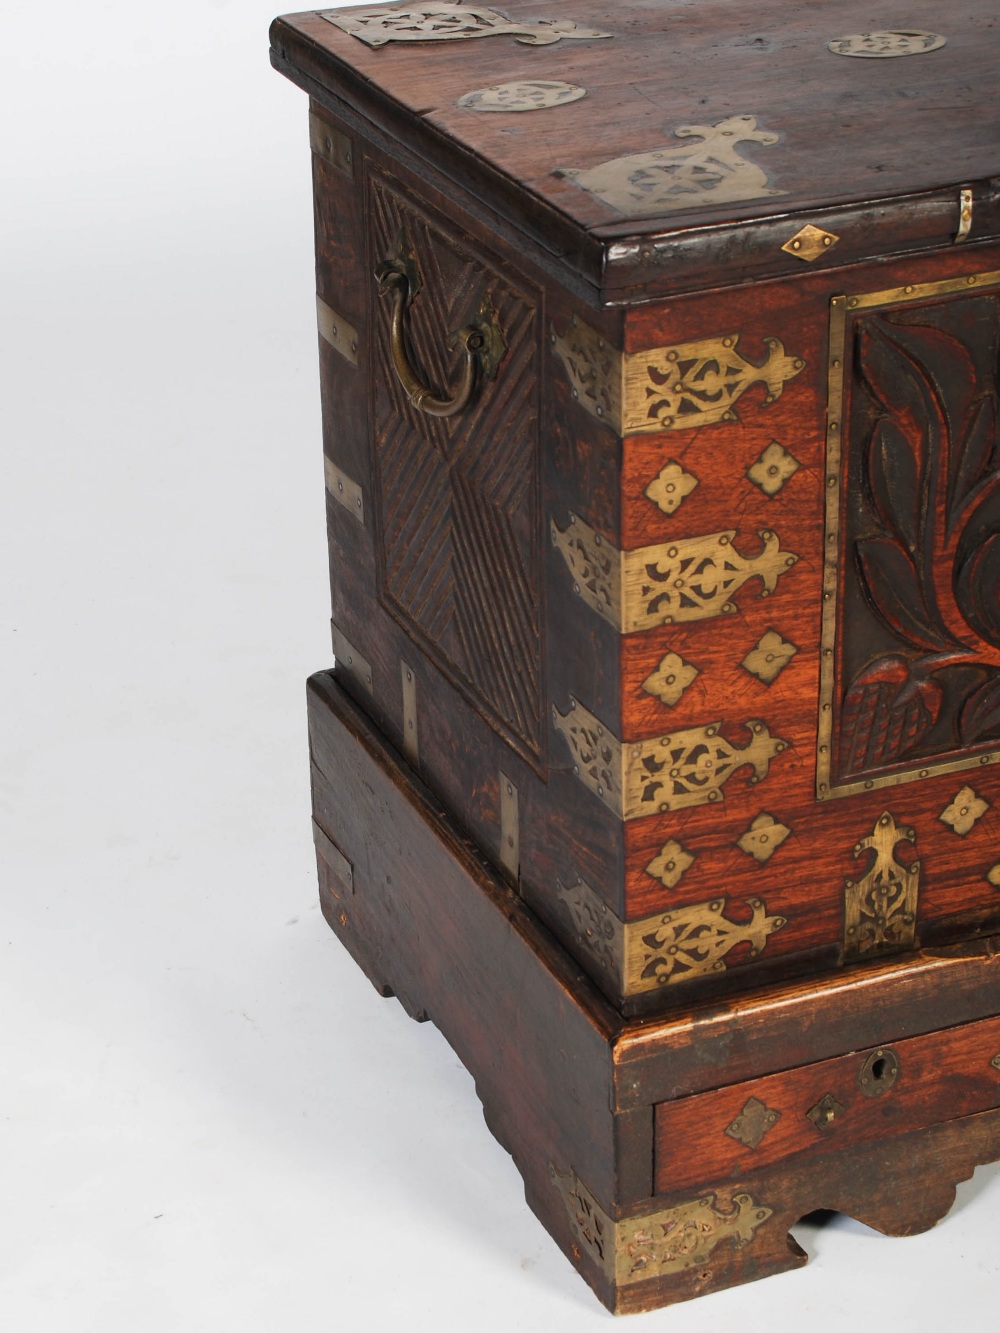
<box><xmin>371</xmin><ymin>177</ymin><xmax>542</xmax><ymax>758</ymax></box>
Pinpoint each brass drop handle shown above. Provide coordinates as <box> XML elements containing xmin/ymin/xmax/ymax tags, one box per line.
<box><xmin>375</xmin><ymin>260</ymin><xmax>505</xmax><ymax>418</ymax></box>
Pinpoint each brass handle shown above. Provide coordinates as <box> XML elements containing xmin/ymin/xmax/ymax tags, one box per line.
<box><xmin>375</xmin><ymin>260</ymin><xmax>505</xmax><ymax>419</ymax></box>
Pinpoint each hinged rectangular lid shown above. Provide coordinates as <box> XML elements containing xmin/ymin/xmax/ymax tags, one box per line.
<box><xmin>271</xmin><ymin>1</ymin><xmax>1000</xmax><ymax>303</ymax></box>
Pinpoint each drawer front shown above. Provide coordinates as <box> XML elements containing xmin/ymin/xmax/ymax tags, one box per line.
<box><xmin>654</xmin><ymin>1011</ymin><xmax>1000</xmax><ymax>1195</ymax></box>
<box><xmin>369</xmin><ymin>170</ymin><xmax>544</xmax><ymax>764</ymax></box>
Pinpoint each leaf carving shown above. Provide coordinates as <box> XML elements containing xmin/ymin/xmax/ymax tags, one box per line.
<box><xmin>855</xmin><ymin>538</ymin><xmax>951</xmax><ymax>652</ymax></box>
<box><xmin>950</xmin><ymin>395</ymin><xmax>998</xmax><ymax>536</ymax></box>
<box><xmin>839</xmin><ymin>656</ymin><xmax>942</xmax><ymax>776</ymax></box>
<box><xmin>867</xmin><ymin>417</ymin><xmax>922</xmax><ymax>554</ymax></box>
<box><xmin>955</xmin><ymin>528</ymin><xmax>1000</xmax><ymax>650</ymax></box>
<box><xmin>960</xmin><ymin>675</ymin><xmax>1000</xmax><ymax>745</ymax></box>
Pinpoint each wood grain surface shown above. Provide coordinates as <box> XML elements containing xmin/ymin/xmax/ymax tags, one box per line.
<box><xmin>273</xmin><ymin>1</ymin><xmax>1000</xmax><ymax>301</ymax></box>
<box><xmin>306</xmin><ymin>671</ymin><xmax>1000</xmax><ymax>1312</ymax></box>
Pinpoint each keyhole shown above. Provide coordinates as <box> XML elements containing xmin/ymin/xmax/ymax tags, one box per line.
<box><xmin>859</xmin><ymin>1047</ymin><xmax>899</xmax><ymax>1097</ymax></box>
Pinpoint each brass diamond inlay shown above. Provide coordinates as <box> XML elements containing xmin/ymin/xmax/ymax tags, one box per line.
<box><xmin>726</xmin><ymin>1097</ymin><xmax>782</xmax><ymax>1150</ymax></box>
<box><xmin>645</xmin><ymin>839</ymin><xmax>695</xmax><ymax>889</ymax></box>
<box><xmin>644</xmin><ymin>461</ymin><xmax>699</xmax><ymax>516</ymax></box>
<box><xmin>737</xmin><ymin>813</ymin><xmax>791</xmax><ymax>864</ymax></box>
<box><xmin>781</xmin><ymin>224</ymin><xmax>840</xmax><ymax>263</ymax></box>
<box><xmin>747</xmin><ymin>440</ymin><xmax>800</xmax><ymax>496</ymax></box>
<box><xmin>987</xmin><ymin>865</ymin><xmax>1000</xmax><ymax>889</ymax></box>
<box><xmin>742</xmin><ymin>630</ymin><xmax>798</xmax><ymax>684</ymax></box>
<box><xmin>939</xmin><ymin>786</ymin><xmax>989</xmax><ymax>836</ymax></box>
<box><xmin>642</xmin><ymin>652</ymin><xmax>699</xmax><ymax>707</ymax></box>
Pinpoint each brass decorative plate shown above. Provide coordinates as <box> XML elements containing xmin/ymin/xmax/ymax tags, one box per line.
<box><xmin>458</xmin><ymin>79</ymin><xmax>585</xmax><ymax>112</ymax></box>
<box><xmin>827</xmin><ymin>30</ymin><xmax>946</xmax><ymax>58</ymax></box>
<box><xmin>557</xmin><ymin>114</ymin><xmax>782</xmax><ymax>217</ymax></box>
<box><xmin>322</xmin><ymin>4</ymin><xmax>612</xmax><ymax>47</ymax></box>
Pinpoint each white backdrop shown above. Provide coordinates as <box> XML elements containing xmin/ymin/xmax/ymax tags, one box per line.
<box><xmin>2</xmin><ymin>2</ymin><xmax>998</xmax><ymax>1329</ymax></box>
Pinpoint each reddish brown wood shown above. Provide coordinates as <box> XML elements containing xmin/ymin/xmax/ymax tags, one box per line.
<box><xmin>654</xmin><ymin>1012</ymin><xmax>1000</xmax><ymax>1195</ymax></box>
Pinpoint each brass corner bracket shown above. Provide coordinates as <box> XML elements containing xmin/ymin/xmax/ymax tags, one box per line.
<box><xmin>551</xmin><ymin>512</ymin><xmax>798</xmax><ymax>633</ymax></box>
<box><xmin>553</xmin><ymin>695</ymin><xmax>788</xmax><ymax>820</ymax></box>
<box><xmin>557</xmin><ymin>877</ymin><xmax>787</xmax><ymax>996</ymax></box>
<box><xmin>551</xmin><ymin>1165</ymin><xmax>773</xmax><ymax>1286</ymax></box>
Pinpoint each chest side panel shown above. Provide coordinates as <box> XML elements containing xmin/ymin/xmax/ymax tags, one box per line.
<box><xmin>368</xmin><ymin>170</ymin><xmax>544</xmax><ymax>762</ymax></box>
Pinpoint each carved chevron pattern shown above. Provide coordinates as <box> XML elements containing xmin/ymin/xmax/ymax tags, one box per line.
<box><xmin>371</xmin><ymin>178</ymin><xmax>543</xmax><ymax>757</ymax></box>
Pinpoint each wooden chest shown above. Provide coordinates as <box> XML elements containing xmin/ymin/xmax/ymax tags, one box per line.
<box><xmin>272</xmin><ymin>1</ymin><xmax>1000</xmax><ymax>1312</ymax></box>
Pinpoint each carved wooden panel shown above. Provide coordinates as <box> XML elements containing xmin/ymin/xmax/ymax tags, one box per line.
<box><xmin>369</xmin><ymin>174</ymin><xmax>544</xmax><ymax>760</ymax></box>
<box><xmin>823</xmin><ymin>280</ymin><xmax>1000</xmax><ymax>798</ymax></box>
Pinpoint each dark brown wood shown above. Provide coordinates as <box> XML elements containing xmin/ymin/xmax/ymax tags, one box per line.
<box><xmin>308</xmin><ymin>670</ymin><xmax>623</xmax><ymax>1207</ymax></box>
<box><xmin>306</xmin><ymin>671</ymin><xmax>1000</xmax><ymax>1313</ymax></box>
<box><xmin>273</xmin><ymin>0</ymin><xmax>1000</xmax><ymax>303</ymax></box>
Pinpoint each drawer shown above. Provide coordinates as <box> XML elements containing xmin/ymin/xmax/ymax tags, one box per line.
<box><xmin>654</xmin><ymin>1011</ymin><xmax>1000</xmax><ymax>1195</ymax></box>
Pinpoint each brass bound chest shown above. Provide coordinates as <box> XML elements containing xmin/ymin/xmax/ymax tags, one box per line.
<box><xmin>273</xmin><ymin>2</ymin><xmax>1000</xmax><ymax>1312</ymax></box>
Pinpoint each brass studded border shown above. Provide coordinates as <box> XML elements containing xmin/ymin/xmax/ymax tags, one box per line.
<box><xmin>817</xmin><ymin>269</ymin><xmax>1000</xmax><ymax>801</ymax></box>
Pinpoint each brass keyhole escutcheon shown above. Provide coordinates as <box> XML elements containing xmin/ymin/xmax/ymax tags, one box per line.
<box><xmin>859</xmin><ymin>1047</ymin><xmax>899</xmax><ymax>1097</ymax></box>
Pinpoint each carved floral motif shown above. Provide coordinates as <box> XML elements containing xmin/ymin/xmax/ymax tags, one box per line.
<box><xmin>835</xmin><ymin>296</ymin><xmax>1000</xmax><ymax>785</ymax></box>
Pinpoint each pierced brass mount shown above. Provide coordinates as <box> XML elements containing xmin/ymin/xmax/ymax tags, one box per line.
<box><xmin>553</xmin><ymin>695</ymin><xmax>789</xmax><ymax>820</ymax></box>
<box><xmin>324</xmin><ymin>5</ymin><xmax>613</xmax><ymax>47</ymax></box>
<box><xmin>843</xmin><ymin>812</ymin><xmax>919</xmax><ymax>962</ymax></box>
<box><xmin>551</xmin><ymin>1165</ymin><xmax>773</xmax><ymax>1286</ymax></box>
<box><xmin>551</xmin><ymin>512</ymin><xmax>799</xmax><ymax>633</ymax></box>
<box><xmin>551</xmin><ymin>317</ymin><xmax>805</xmax><ymax>434</ymax></box>
<box><xmin>557</xmin><ymin>877</ymin><xmax>787</xmax><ymax>995</ymax></box>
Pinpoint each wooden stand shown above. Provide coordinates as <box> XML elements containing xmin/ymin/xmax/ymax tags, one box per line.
<box><xmin>308</xmin><ymin>671</ymin><xmax>1000</xmax><ymax>1315</ymax></box>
